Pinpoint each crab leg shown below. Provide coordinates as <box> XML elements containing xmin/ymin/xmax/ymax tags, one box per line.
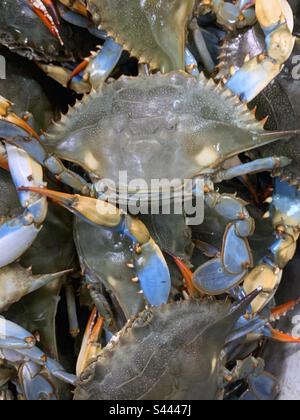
<box><xmin>27</xmin><ymin>0</ymin><xmax>64</xmax><ymax>46</ymax></box>
<box><xmin>65</xmin><ymin>282</ymin><xmax>80</xmax><ymax>338</ymax></box>
<box><xmin>243</xmin><ymin>179</ymin><xmax>300</xmax><ymax>313</ymax></box>
<box><xmin>0</xmin><ymin>318</ymin><xmax>76</xmax><ymax>390</ymax></box>
<box><xmin>20</xmin><ymin>187</ymin><xmax>171</xmax><ymax>307</ymax></box>
<box><xmin>1</xmin><ymin>126</ymin><xmax>91</xmax><ymax>194</ymax></box>
<box><xmin>0</xmin><ymin>319</ymin><xmax>35</xmax><ymax>350</ymax></box>
<box><xmin>0</xmin><ymin>98</ymin><xmax>49</xmax><ymax>267</ymax></box>
<box><xmin>225</xmin><ymin>0</ymin><xmax>295</xmax><ymax>101</ymax></box>
<box><xmin>189</xmin><ymin>19</ymin><xmax>215</xmax><ymax>73</ymax></box>
<box><xmin>213</xmin><ymin>156</ymin><xmax>291</xmax><ymax>183</ymax></box>
<box><xmin>193</xmin><ymin>155</ymin><xmax>296</xmax><ymax>307</ymax></box>
<box><xmin>18</xmin><ymin>362</ymin><xmax>57</xmax><ymax>400</ymax></box>
<box><xmin>193</xmin><ymin>191</ymin><xmax>255</xmax><ymax>295</ymax></box>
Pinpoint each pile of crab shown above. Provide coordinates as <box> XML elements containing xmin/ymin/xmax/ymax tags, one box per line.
<box><xmin>0</xmin><ymin>0</ymin><xmax>300</xmax><ymax>400</ymax></box>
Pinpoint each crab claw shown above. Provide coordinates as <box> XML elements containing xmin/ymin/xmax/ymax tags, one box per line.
<box><xmin>0</xmin><ymin>96</ymin><xmax>40</xmax><ymax>140</ymax></box>
<box><xmin>40</xmin><ymin>0</ymin><xmax>61</xmax><ymax>25</ymax></box>
<box><xmin>0</xmin><ymin>146</ymin><xmax>48</xmax><ymax>269</ymax></box>
<box><xmin>267</xmin><ymin>298</ymin><xmax>300</xmax><ymax>343</ymax></box>
<box><xmin>27</xmin><ymin>0</ymin><xmax>64</xmax><ymax>46</ymax></box>
<box><xmin>225</xmin><ymin>0</ymin><xmax>295</xmax><ymax>102</ymax></box>
<box><xmin>270</xmin><ymin>298</ymin><xmax>300</xmax><ymax>321</ymax></box>
<box><xmin>76</xmin><ymin>308</ymin><xmax>105</xmax><ymax>376</ymax></box>
<box><xmin>228</xmin><ymin>297</ymin><xmax>300</xmax><ymax>344</ymax></box>
<box><xmin>18</xmin><ymin>187</ymin><xmax>122</xmax><ymax>227</ymax></box>
<box><xmin>20</xmin><ymin>187</ymin><xmax>171</xmax><ymax>307</ymax></box>
<box><xmin>68</xmin><ymin>39</ymin><xmax>123</xmax><ymax>91</ymax></box>
<box><xmin>19</xmin><ymin>362</ymin><xmax>57</xmax><ymax>400</ymax></box>
<box><xmin>269</xmin><ymin>328</ymin><xmax>300</xmax><ymax>343</ymax></box>
<box><xmin>169</xmin><ymin>253</ymin><xmax>198</xmax><ymax>297</ymax></box>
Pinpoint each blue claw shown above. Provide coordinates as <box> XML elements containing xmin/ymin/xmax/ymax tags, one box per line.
<box><xmin>19</xmin><ymin>362</ymin><xmax>57</xmax><ymax>400</ymax></box>
<box><xmin>193</xmin><ymin>257</ymin><xmax>247</xmax><ymax>295</ymax></box>
<box><xmin>84</xmin><ymin>38</ymin><xmax>123</xmax><ymax>90</ymax></box>
<box><xmin>113</xmin><ymin>217</ymin><xmax>171</xmax><ymax>306</ymax></box>
<box><xmin>20</xmin><ymin>187</ymin><xmax>171</xmax><ymax>307</ymax></box>
<box><xmin>133</xmin><ymin>239</ymin><xmax>171</xmax><ymax>307</ymax></box>
<box><xmin>225</xmin><ymin>8</ymin><xmax>294</xmax><ymax>103</ymax></box>
<box><xmin>0</xmin><ymin>145</ymin><xmax>47</xmax><ymax>268</ymax></box>
<box><xmin>222</xmin><ymin>224</ymin><xmax>253</xmax><ymax>274</ymax></box>
<box><xmin>225</xmin><ymin>60</ymin><xmax>279</xmax><ymax>103</ymax></box>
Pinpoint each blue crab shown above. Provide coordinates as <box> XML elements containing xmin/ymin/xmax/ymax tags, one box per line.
<box><xmin>3</xmin><ymin>70</ymin><xmax>300</xmax><ymax>308</ymax></box>
<box><xmin>73</xmin><ymin>276</ymin><xmax>300</xmax><ymax>400</ymax></box>
<box><xmin>74</xmin><ymin>290</ymin><xmax>261</xmax><ymax>400</ymax></box>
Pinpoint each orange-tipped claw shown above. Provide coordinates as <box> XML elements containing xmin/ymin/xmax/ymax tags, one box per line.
<box><xmin>18</xmin><ymin>186</ymin><xmax>122</xmax><ymax>228</ymax></box>
<box><xmin>270</xmin><ymin>298</ymin><xmax>300</xmax><ymax>321</ymax></box>
<box><xmin>27</xmin><ymin>0</ymin><xmax>64</xmax><ymax>46</ymax></box>
<box><xmin>167</xmin><ymin>252</ymin><xmax>198</xmax><ymax>297</ymax></box>
<box><xmin>270</xmin><ymin>327</ymin><xmax>300</xmax><ymax>343</ymax></box>
<box><xmin>67</xmin><ymin>59</ymin><xmax>89</xmax><ymax>87</ymax></box>
<box><xmin>19</xmin><ymin>186</ymin><xmax>76</xmax><ymax>206</ymax></box>
<box><xmin>76</xmin><ymin>307</ymin><xmax>105</xmax><ymax>375</ymax></box>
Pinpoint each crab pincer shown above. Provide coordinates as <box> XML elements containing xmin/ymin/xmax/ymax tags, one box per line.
<box><xmin>0</xmin><ymin>144</ymin><xmax>48</xmax><ymax>269</ymax></box>
<box><xmin>27</xmin><ymin>0</ymin><xmax>64</xmax><ymax>46</ymax></box>
<box><xmin>19</xmin><ymin>187</ymin><xmax>171</xmax><ymax>307</ymax></box>
<box><xmin>225</xmin><ymin>0</ymin><xmax>295</xmax><ymax>101</ymax></box>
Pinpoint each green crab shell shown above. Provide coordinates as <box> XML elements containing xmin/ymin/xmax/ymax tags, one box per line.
<box><xmin>74</xmin><ymin>298</ymin><xmax>248</xmax><ymax>400</ymax></box>
<box><xmin>87</xmin><ymin>0</ymin><xmax>195</xmax><ymax>72</ymax></box>
<box><xmin>45</xmin><ymin>72</ymin><xmax>276</xmax><ymax>192</ymax></box>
